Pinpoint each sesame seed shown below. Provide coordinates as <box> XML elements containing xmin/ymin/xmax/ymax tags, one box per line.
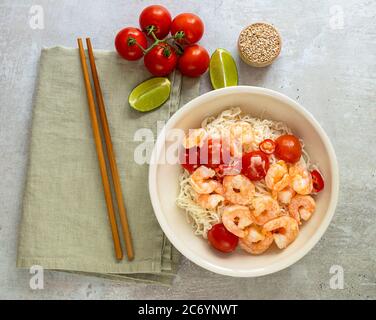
<box><xmin>238</xmin><ymin>23</ymin><xmax>282</xmax><ymax>67</ymax></box>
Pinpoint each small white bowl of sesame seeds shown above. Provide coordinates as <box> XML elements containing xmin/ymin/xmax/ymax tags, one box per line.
<box><xmin>238</xmin><ymin>22</ymin><xmax>282</xmax><ymax>67</ymax></box>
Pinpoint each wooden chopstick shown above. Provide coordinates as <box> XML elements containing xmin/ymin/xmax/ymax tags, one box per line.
<box><xmin>77</xmin><ymin>38</ymin><xmax>123</xmax><ymax>261</ymax></box>
<box><xmin>85</xmin><ymin>38</ymin><xmax>134</xmax><ymax>261</ymax></box>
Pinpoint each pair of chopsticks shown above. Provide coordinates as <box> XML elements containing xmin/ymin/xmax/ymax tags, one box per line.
<box><xmin>77</xmin><ymin>38</ymin><xmax>134</xmax><ymax>261</ymax></box>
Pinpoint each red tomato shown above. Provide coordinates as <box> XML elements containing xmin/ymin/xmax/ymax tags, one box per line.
<box><xmin>311</xmin><ymin>170</ymin><xmax>325</xmax><ymax>193</ymax></box>
<box><xmin>275</xmin><ymin>134</ymin><xmax>302</xmax><ymax>163</ymax></box>
<box><xmin>170</xmin><ymin>13</ymin><xmax>204</xmax><ymax>44</ymax></box>
<box><xmin>207</xmin><ymin>223</ymin><xmax>239</xmax><ymax>253</ymax></box>
<box><xmin>178</xmin><ymin>45</ymin><xmax>210</xmax><ymax>77</ymax></box>
<box><xmin>259</xmin><ymin>139</ymin><xmax>276</xmax><ymax>155</ymax></box>
<box><xmin>241</xmin><ymin>151</ymin><xmax>270</xmax><ymax>181</ymax></box>
<box><xmin>179</xmin><ymin>147</ymin><xmax>200</xmax><ymax>173</ymax></box>
<box><xmin>179</xmin><ymin>138</ymin><xmax>224</xmax><ymax>172</ymax></box>
<box><xmin>139</xmin><ymin>5</ymin><xmax>171</xmax><ymax>39</ymax></box>
<box><xmin>199</xmin><ymin>138</ymin><xmax>223</xmax><ymax>168</ymax></box>
<box><xmin>115</xmin><ymin>27</ymin><xmax>147</xmax><ymax>61</ymax></box>
<box><xmin>144</xmin><ymin>43</ymin><xmax>178</xmax><ymax>76</ymax></box>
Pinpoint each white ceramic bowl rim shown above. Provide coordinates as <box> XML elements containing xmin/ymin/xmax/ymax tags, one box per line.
<box><xmin>149</xmin><ymin>86</ymin><xmax>339</xmax><ymax>277</ymax></box>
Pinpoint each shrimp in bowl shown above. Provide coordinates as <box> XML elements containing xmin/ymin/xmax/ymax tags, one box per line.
<box><xmin>176</xmin><ymin>107</ymin><xmax>325</xmax><ymax>255</ymax></box>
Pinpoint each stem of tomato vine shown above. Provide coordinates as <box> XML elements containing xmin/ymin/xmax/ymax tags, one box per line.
<box><xmin>135</xmin><ymin>42</ymin><xmax>147</xmax><ymax>54</ymax></box>
<box><xmin>141</xmin><ymin>31</ymin><xmax>175</xmax><ymax>55</ymax></box>
<box><xmin>149</xmin><ymin>30</ymin><xmax>159</xmax><ymax>42</ymax></box>
<box><xmin>133</xmin><ymin>30</ymin><xmax>184</xmax><ymax>56</ymax></box>
<box><xmin>128</xmin><ymin>36</ymin><xmax>147</xmax><ymax>54</ymax></box>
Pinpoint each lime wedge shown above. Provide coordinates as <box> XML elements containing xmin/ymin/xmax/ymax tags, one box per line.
<box><xmin>210</xmin><ymin>48</ymin><xmax>238</xmax><ymax>89</ymax></box>
<box><xmin>129</xmin><ymin>77</ymin><xmax>171</xmax><ymax>112</ymax></box>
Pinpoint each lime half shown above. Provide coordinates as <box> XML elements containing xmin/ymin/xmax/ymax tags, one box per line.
<box><xmin>210</xmin><ymin>48</ymin><xmax>238</xmax><ymax>89</ymax></box>
<box><xmin>129</xmin><ymin>77</ymin><xmax>171</xmax><ymax>112</ymax></box>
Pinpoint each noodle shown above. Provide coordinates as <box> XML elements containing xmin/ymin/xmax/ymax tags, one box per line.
<box><xmin>176</xmin><ymin>171</ymin><xmax>221</xmax><ymax>238</ymax></box>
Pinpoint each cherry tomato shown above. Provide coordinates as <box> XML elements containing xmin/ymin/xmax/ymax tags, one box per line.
<box><xmin>170</xmin><ymin>13</ymin><xmax>204</xmax><ymax>44</ymax></box>
<box><xmin>311</xmin><ymin>170</ymin><xmax>325</xmax><ymax>193</ymax></box>
<box><xmin>144</xmin><ymin>43</ymin><xmax>178</xmax><ymax>76</ymax></box>
<box><xmin>139</xmin><ymin>5</ymin><xmax>171</xmax><ymax>39</ymax></box>
<box><xmin>115</xmin><ymin>27</ymin><xmax>147</xmax><ymax>61</ymax></box>
<box><xmin>241</xmin><ymin>151</ymin><xmax>270</xmax><ymax>181</ymax></box>
<box><xmin>199</xmin><ymin>138</ymin><xmax>224</xmax><ymax>168</ymax></box>
<box><xmin>179</xmin><ymin>138</ymin><xmax>225</xmax><ymax>172</ymax></box>
<box><xmin>178</xmin><ymin>45</ymin><xmax>210</xmax><ymax>77</ymax></box>
<box><xmin>259</xmin><ymin>139</ymin><xmax>276</xmax><ymax>155</ymax></box>
<box><xmin>179</xmin><ymin>147</ymin><xmax>200</xmax><ymax>173</ymax></box>
<box><xmin>207</xmin><ymin>223</ymin><xmax>239</xmax><ymax>253</ymax></box>
<box><xmin>275</xmin><ymin>134</ymin><xmax>302</xmax><ymax>163</ymax></box>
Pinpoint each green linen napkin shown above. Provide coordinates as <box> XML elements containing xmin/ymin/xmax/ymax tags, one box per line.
<box><xmin>17</xmin><ymin>46</ymin><xmax>200</xmax><ymax>285</ymax></box>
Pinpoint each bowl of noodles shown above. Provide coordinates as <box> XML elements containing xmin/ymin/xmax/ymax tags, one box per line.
<box><xmin>149</xmin><ymin>86</ymin><xmax>339</xmax><ymax>277</ymax></box>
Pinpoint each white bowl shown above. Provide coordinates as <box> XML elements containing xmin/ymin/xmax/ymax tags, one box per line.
<box><xmin>149</xmin><ymin>86</ymin><xmax>339</xmax><ymax>277</ymax></box>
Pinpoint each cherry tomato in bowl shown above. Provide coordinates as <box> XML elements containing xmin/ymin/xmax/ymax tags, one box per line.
<box><xmin>207</xmin><ymin>223</ymin><xmax>239</xmax><ymax>253</ymax></box>
<box><xmin>171</xmin><ymin>13</ymin><xmax>204</xmax><ymax>44</ymax></box>
<box><xmin>178</xmin><ymin>44</ymin><xmax>210</xmax><ymax>77</ymax></box>
<box><xmin>199</xmin><ymin>138</ymin><xmax>225</xmax><ymax>168</ymax></box>
<box><xmin>311</xmin><ymin>170</ymin><xmax>325</xmax><ymax>193</ymax></box>
<box><xmin>179</xmin><ymin>138</ymin><xmax>226</xmax><ymax>172</ymax></box>
<box><xmin>139</xmin><ymin>5</ymin><xmax>172</xmax><ymax>39</ymax></box>
<box><xmin>275</xmin><ymin>134</ymin><xmax>302</xmax><ymax>163</ymax></box>
<box><xmin>259</xmin><ymin>139</ymin><xmax>276</xmax><ymax>155</ymax></box>
<box><xmin>241</xmin><ymin>151</ymin><xmax>270</xmax><ymax>181</ymax></box>
<box><xmin>115</xmin><ymin>27</ymin><xmax>147</xmax><ymax>61</ymax></box>
<box><xmin>179</xmin><ymin>147</ymin><xmax>200</xmax><ymax>173</ymax></box>
<box><xmin>144</xmin><ymin>43</ymin><xmax>178</xmax><ymax>76</ymax></box>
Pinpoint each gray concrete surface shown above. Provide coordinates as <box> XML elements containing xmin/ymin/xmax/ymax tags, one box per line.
<box><xmin>0</xmin><ymin>0</ymin><xmax>375</xmax><ymax>299</ymax></box>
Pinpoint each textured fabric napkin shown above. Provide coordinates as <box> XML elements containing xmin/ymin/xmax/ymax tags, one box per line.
<box><xmin>17</xmin><ymin>46</ymin><xmax>200</xmax><ymax>285</ymax></box>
